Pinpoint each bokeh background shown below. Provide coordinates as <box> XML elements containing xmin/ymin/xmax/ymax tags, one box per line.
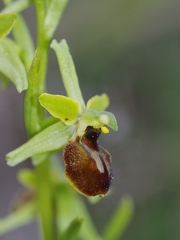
<box><xmin>1</xmin><ymin>0</ymin><xmax>180</xmax><ymax>239</ymax></box>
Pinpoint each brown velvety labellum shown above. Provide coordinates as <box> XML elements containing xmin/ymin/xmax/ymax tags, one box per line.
<box><xmin>63</xmin><ymin>126</ymin><xmax>113</xmax><ymax>196</ymax></box>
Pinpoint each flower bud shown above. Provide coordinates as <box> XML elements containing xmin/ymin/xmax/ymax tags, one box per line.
<box><xmin>63</xmin><ymin>126</ymin><xmax>113</xmax><ymax>196</ymax></box>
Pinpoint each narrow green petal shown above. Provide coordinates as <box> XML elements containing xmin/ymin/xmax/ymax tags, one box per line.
<box><xmin>0</xmin><ymin>38</ymin><xmax>27</xmax><ymax>92</ymax></box>
<box><xmin>50</xmin><ymin>39</ymin><xmax>85</xmax><ymax>108</ymax></box>
<box><xmin>0</xmin><ymin>13</ymin><xmax>17</xmax><ymax>39</ymax></box>
<box><xmin>39</xmin><ymin>93</ymin><xmax>81</xmax><ymax>125</ymax></box>
<box><xmin>0</xmin><ymin>201</ymin><xmax>36</xmax><ymax>235</ymax></box>
<box><xmin>44</xmin><ymin>0</ymin><xmax>68</xmax><ymax>40</ymax></box>
<box><xmin>6</xmin><ymin>121</ymin><xmax>76</xmax><ymax>166</ymax></box>
<box><xmin>87</xmin><ymin>94</ymin><xmax>109</xmax><ymax>111</ymax></box>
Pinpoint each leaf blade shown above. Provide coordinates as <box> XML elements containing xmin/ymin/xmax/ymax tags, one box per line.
<box><xmin>56</xmin><ymin>184</ymin><xmax>102</xmax><ymax>240</ymax></box>
<box><xmin>103</xmin><ymin>196</ymin><xmax>134</xmax><ymax>240</ymax></box>
<box><xmin>60</xmin><ymin>217</ymin><xmax>83</xmax><ymax>240</ymax></box>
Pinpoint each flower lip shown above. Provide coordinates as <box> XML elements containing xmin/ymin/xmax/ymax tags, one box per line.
<box><xmin>63</xmin><ymin>125</ymin><xmax>113</xmax><ymax>197</ymax></box>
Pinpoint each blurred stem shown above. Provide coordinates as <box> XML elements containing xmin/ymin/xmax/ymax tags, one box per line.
<box><xmin>35</xmin><ymin>158</ymin><xmax>55</xmax><ymax>240</ymax></box>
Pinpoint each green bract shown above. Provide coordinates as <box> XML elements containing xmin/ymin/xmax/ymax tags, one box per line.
<box><xmin>6</xmin><ymin>121</ymin><xmax>76</xmax><ymax>166</ymax></box>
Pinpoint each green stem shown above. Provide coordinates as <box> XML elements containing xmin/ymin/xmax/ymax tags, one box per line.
<box><xmin>29</xmin><ymin>2</ymin><xmax>54</xmax><ymax>240</ymax></box>
<box><xmin>33</xmin><ymin>44</ymin><xmax>55</xmax><ymax>240</ymax></box>
<box><xmin>35</xmin><ymin>159</ymin><xmax>55</xmax><ymax>240</ymax></box>
<box><xmin>34</xmin><ymin>0</ymin><xmax>46</xmax><ymax>42</ymax></box>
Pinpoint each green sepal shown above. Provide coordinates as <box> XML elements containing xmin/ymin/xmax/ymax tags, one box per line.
<box><xmin>86</xmin><ymin>94</ymin><xmax>109</xmax><ymax>111</ymax></box>
<box><xmin>6</xmin><ymin>121</ymin><xmax>76</xmax><ymax>166</ymax></box>
<box><xmin>60</xmin><ymin>217</ymin><xmax>84</xmax><ymax>240</ymax></box>
<box><xmin>0</xmin><ymin>201</ymin><xmax>37</xmax><ymax>236</ymax></box>
<box><xmin>39</xmin><ymin>93</ymin><xmax>81</xmax><ymax>125</ymax></box>
<box><xmin>103</xmin><ymin>196</ymin><xmax>133</xmax><ymax>240</ymax></box>
<box><xmin>43</xmin><ymin>0</ymin><xmax>68</xmax><ymax>40</ymax></box>
<box><xmin>0</xmin><ymin>13</ymin><xmax>17</xmax><ymax>39</ymax></box>
<box><xmin>80</xmin><ymin>110</ymin><xmax>118</xmax><ymax>131</ymax></box>
<box><xmin>17</xmin><ymin>169</ymin><xmax>36</xmax><ymax>189</ymax></box>
<box><xmin>51</xmin><ymin>39</ymin><xmax>85</xmax><ymax>108</ymax></box>
<box><xmin>12</xmin><ymin>14</ymin><xmax>34</xmax><ymax>70</ymax></box>
<box><xmin>0</xmin><ymin>38</ymin><xmax>27</xmax><ymax>93</ymax></box>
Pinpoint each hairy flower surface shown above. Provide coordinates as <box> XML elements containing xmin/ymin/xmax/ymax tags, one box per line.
<box><xmin>64</xmin><ymin>126</ymin><xmax>113</xmax><ymax>196</ymax></box>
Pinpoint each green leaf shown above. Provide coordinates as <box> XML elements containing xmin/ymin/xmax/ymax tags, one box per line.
<box><xmin>12</xmin><ymin>14</ymin><xmax>34</xmax><ymax>69</ymax></box>
<box><xmin>87</xmin><ymin>94</ymin><xmax>109</xmax><ymax>111</ymax></box>
<box><xmin>0</xmin><ymin>201</ymin><xmax>36</xmax><ymax>235</ymax></box>
<box><xmin>17</xmin><ymin>169</ymin><xmax>36</xmax><ymax>189</ymax></box>
<box><xmin>39</xmin><ymin>93</ymin><xmax>81</xmax><ymax>125</ymax></box>
<box><xmin>80</xmin><ymin>110</ymin><xmax>118</xmax><ymax>131</ymax></box>
<box><xmin>24</xmin><ymin>47</ymin><xmax>41</xmax><ymax>137</ymax></box>
<box><xmin>0</xmin><ymin>38</ymin><xmax>27</xmax><ymax>92</ymax></box>
<box><xmin>1</xmin><ymin>0</ymin><xmax>33</xmax><ymax>14</ymax></box>
<box><xmin>44</xmin><ymin>0</ymin><xmax>68</xmax><ymax>40</ymax></box>
<box><xmin>56</xmin><ymin>183</ymin><xmax>102</xmax><ymax>240</ymax></box>
<box><xmin>60</xmin><ymin>217</ymin><xmax>83</xmax><ymax>240</ymax></box>
<box><xmin>51</xmin><ymin>39</ymin><xmax>85</xmax><ymax>108</ymax></box>
<box><xmin>103</xmin><ymin>196</ymin><xmax>134</xmax><ymax>240</ymax></box>
<box><xmin>0</xmin><ymin>13</ymin><xmax>17</xmax><ymax>39</ymax></box>
<box><xmin>6</xmin><ymin>121</ymin><xmax>76</xmax><ymax>166</ymax></box>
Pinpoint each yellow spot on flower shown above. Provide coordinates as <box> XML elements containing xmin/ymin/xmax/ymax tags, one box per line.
<box><xmin>101</xmin><ymin>126</ymin><xmax>109</xmax><ymax>134</ymax></box>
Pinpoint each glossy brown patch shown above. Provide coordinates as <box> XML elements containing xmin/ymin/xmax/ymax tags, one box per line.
<box><xmin>63</xmin><ymin>126</ymin><xmax>113</xmax><ymax>196</ymax></box>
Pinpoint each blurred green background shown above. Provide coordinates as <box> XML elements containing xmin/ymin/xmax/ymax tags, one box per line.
<box><xmin>1</xmin><ymin>0</ymin><xmax>180</xmax><ymax>239</ymax></box>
